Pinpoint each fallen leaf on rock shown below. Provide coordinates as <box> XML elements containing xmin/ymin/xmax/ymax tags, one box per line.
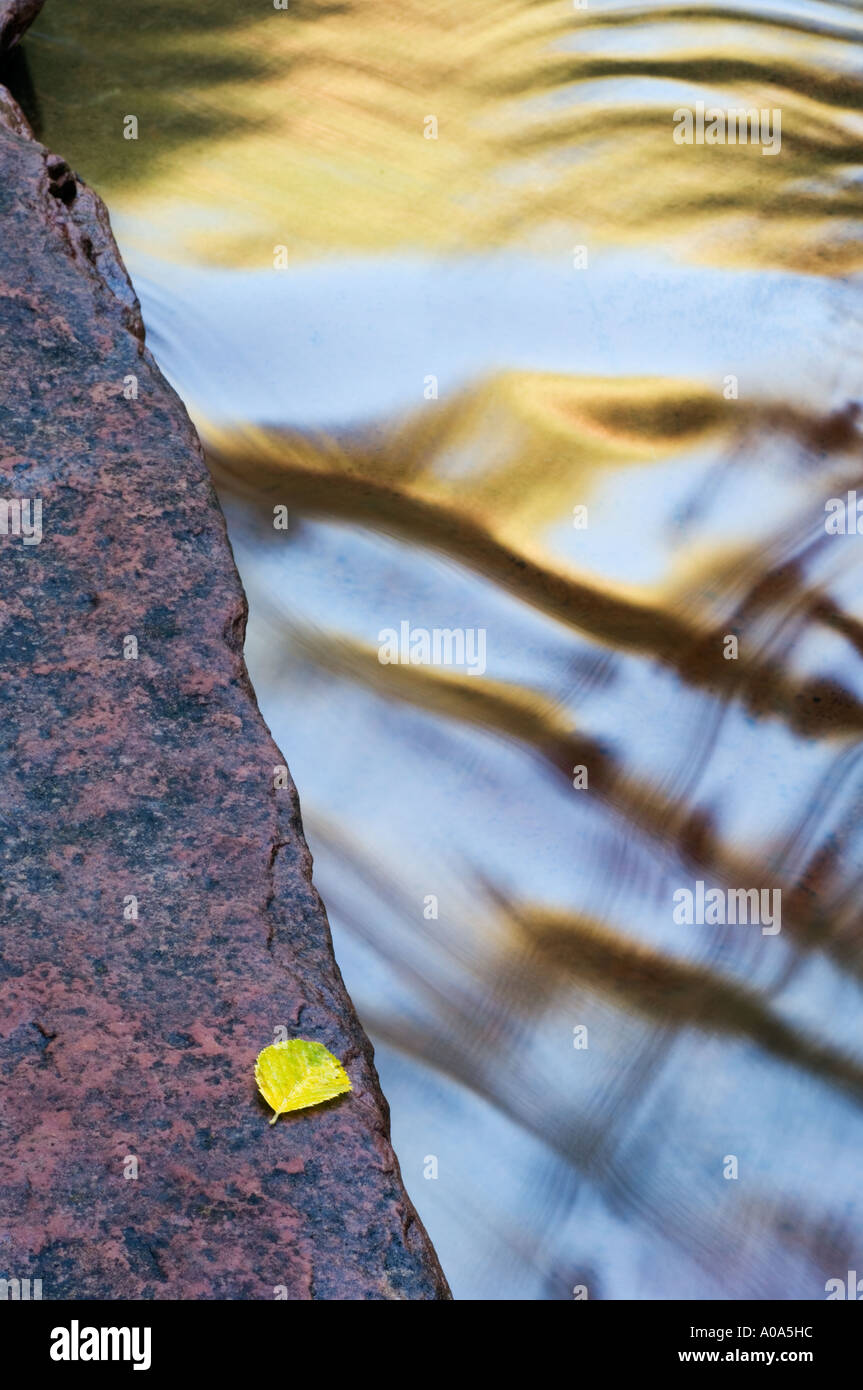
<box><xmin>255</xmin><ymin>1039</ymin><xmax>352</xmax><ymax>1123</ymax></box>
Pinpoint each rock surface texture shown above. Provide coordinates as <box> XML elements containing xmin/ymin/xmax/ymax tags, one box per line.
<box><xmin>0</xmin><ymin>0</ymin><xmax>42</xmax><ymax>52</ymax></box>
<box><xmin>0</xmin><ymin>9</ymin><xmax>450</xmax><ymax>1299</ymax></box>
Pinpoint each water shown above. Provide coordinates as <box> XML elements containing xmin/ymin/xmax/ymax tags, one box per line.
<box><xmin>18</xmin><ymin>0</ymin><xmax>863</xmax><ymax>1297</ymax></box>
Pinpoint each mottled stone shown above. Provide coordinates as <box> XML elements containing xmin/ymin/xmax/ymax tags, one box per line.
<box><xmin>0</xmin><ymin>1</ymin><xmax>43</xmax><ymax>52</ymax></box>
<box><xmin>0</xmin><ymin>38</ymin><xmax>449</xmax><ymax>1297</ymax></box>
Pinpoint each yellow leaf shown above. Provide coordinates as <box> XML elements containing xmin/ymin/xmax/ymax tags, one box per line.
<box><xmin>255</xmin><ymin>1039</ymin><xmax>352</xmax><ymax>1124</ymax></box>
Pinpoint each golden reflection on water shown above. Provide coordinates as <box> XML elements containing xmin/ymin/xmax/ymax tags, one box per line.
<box><xmin>17</xmin><ymin>0</ymin><xmax>863</xmax><ymax>1297</ymax></box>
<box><xmin>23</xmin><ymin>0</ymin><xmax>863</xmax><ymax>270</ymax></box>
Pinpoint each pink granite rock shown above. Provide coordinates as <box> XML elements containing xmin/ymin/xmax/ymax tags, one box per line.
<box><xmin>0</xmin><ymin>14</ymin><xmax>449</xmax><ymax>1300</ymax></box>
<box><xmin>0</xmin><ymin>1</ymin><xmax>43</xmax><ymax>52</ymax></box>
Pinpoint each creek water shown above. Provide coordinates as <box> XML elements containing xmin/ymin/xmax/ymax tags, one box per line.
<box><xmin>19</xmin><ymin>0</ymin><xmax>863</xmax><ymax>1297</ymax></box>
